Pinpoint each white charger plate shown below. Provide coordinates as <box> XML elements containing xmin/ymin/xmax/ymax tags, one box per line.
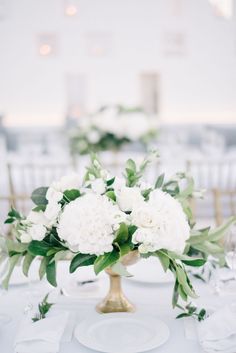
<box><xmin>74</xmin><ymin>313</ymin><xmax>169</xmax><ymax>353</ymax></box>
<box><xmin>127</xmin><ymin>258</ymin><xmax>173</xmax><ymax>284</ymax></box>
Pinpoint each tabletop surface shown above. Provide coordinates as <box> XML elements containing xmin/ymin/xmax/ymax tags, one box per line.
<box><xmin>0</xmin><ymin>262</ymin><xmax>229</xmax><ymax>353</ymax></box>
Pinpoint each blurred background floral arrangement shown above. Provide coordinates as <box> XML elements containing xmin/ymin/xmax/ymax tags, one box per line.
<box><xmin>68</xmin><ymin>105</ymin><xmax>158</xmax><ymax>155</ymax></box>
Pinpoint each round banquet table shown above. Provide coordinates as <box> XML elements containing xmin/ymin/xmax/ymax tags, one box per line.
<box><xmin>0</xmin><ymin>263</ymin><xmax>229</xmax><ymax>353</ymax></box>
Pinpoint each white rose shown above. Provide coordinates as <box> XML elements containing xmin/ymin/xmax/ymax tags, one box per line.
<box><xmin>88</xmin><ymin>173</ymin><xmax>95</xmax><ymax>181</ymax></box>
<box><xmin>91</xmin><ymin>178</ymin><xmax>106</xmax><ymax>194</ymax></box>
<box><xmin>131</xmin><ymin>203</ymin><xmax>159</xmax><ymax>228</ymax></box>
<box><xmin>100</xmin><ymin>169</ymin><xmax>110</xmax><ymax>179</ymax></box>
<box><xmin>28</xmin><ymin>224</ymin><xmax>47</xmax><ymax>241</ymax></box>
<box><xmin>27</xmin><ymin>210</ymin><xmax>49</xmax><ymax>227</ymax></box>
<box><xmin>131</xmin><ymin>189</ymin><xmax>190</xmax><ymax>254</ymax></box>
<box><xmin>46</xmin><ymin>187</ymin><xmax>63</xmax><ymax>203</ymax></box>
<box><xmin>116</xmin><ymin>186</ymin><xmax>144</xmax><ymax>212</ymax></box>
<box><xmin>87</xmin><ymin>129</ymin><xmax>101</xmax><ymax>144</ymax></box>
<box><xmin>44</xmin><ymin>202</ymin><xmax>61</xmax><ymax>226</ymax></box>
<box><xmin>19</xmin><ymin>231</ymin><xmax>32</xmax><ymax>243</ymax></box>
<box><xmin>77</xmin><ymin>140</ymin><xmax>88</xmax><ymax>151</ymax></box>
<box><xmin>113</xmin><ymin>177</ymin><xmax>126</xmax><ymax>192</ymax></box>
<box><xmin>51</xmin><ymin>174</ymin><xmax>80</xmax><ymax>192</ymax></box>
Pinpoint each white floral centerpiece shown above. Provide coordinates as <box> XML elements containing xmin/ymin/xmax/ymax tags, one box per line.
<box><xmin>69</xmin><ymin>105</ymin><xmax>158</xmax><ymax>155</ymax></box>
<box><xmin>1</xmin><ymin>152</ymin><xmax>235</xmax><ymax>315</ymax></box>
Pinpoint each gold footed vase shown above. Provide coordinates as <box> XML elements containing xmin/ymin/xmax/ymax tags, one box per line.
<box><xmin>96</xmin><ymin>251</ymin><xmax>140</xmax><ymax>314</ymax></box>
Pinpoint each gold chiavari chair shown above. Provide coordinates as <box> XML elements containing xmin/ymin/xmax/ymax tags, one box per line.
<box><xmin>213</xmin><ymin>189</ymin><xmax>236</xmax><ymax>226</ymax></box>
<box><xmin>6</xmin><ymin>160</ymin><xmax>75</xmax><ymax>214</ymax></box>
<box><xmin>186</xmin><ymin>159</ymin><xmax>236</xmax><ymax>226</ymax></box>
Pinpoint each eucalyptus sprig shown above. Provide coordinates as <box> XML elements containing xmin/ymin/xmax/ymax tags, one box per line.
<box><xmin>176</xmin><ymin>303</ymin><xmax>207</xmax><ymax>322</ymax></box>
<box><xmin>32</xmin><ymin>293</ymin><xmax>54</xmax><ymax>323</ymax></box>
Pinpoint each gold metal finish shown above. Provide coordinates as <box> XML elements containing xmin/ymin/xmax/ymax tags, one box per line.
<box><xmin>96</xmin><ymin>251</ymin><xmax>140</xmax><ymax>314</ymax></box>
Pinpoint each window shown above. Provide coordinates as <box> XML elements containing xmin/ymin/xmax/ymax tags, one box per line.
<box><xmin>140</xmin><ymin>73</ymin><xmax>160</xmax><ymax>115</ymax></box>
<box><xmin>208</xmin><ymin>0</ymin><xmax>234</xmax><ymax>19</ymax></box>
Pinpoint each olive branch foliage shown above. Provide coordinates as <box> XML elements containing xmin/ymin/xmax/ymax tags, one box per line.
<box><xmin>1</xmin><ymin>152</ymin><xmax>235</xmax><ymax>320</ymax></box>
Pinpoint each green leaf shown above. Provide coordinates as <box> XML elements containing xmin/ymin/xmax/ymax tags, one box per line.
<box><xmin>168</xmin><ymin>251</ymin><xmax>206</xmax><ymax>267</ymax></box>
<box><xmin>155</xmin><ymin>173</ymin><xmax>165</xmax><ymax>188</ymax></box>
<box><xmin>32</xmin><ymin>293</ymin><xmax>54</xmax><ymax>322</ymax></box>
<box><xmin>198</xmin><ymin>309</ymin><xmax>206</xmax><ymax>321</ymax></box>
<box><xmin>32</xmin><ymin>205</ymin><xmax>47</xmax><ymax>212</ymax></box>
<box><xmin>177</xmin><ymin>177</ymin><xmax>194</xmax><ymax>199</ymax></box>
<box><xmin>181</xmin><ymin>258</ymin><xmax>206</xmax><ymax>267</ymax></box>
<box><xmin>176</xmin><ymin>266</ymin><xmax>198</xmax><ymax>299</ymax></box>
<box><xmin>8</xmin><ymin>208</ymin><xmax>22</xmax><ymax>220</ymax></box>
<box><xmin>114</xmin><ymin>223</ymin><xmax>129</xmax><ymax>244</ymax></box>
<box><xmin>187</xmin><ymin>230</ymin><xmax>210</xmax><ymax>245</ymax></box>
<box><xmin>31</xmin><ymin>187</ymin><xmax>48</xmax><ymax>206</ymax></box>
<box><xmin>46</xmin><ymin>249</ymin><xmax>58</xmax><ymax>257</ymax></box>
<box><xmin>54</xmin><ymin>250</ymin><xmax>72</xmax><ymax>262</ymax></box>
<box><xmin>111</xmin><ymin>262</ymin><xmax>132</xmax><ymax>277</ymax></box>
<box><xmin>28</xmin><ymin>241</ymin><xmax>50</xmax><ymax>256</ymax></box>
<box><xmin>49</xmin><ymin>233</ymin><xmax>64</xmax><ymax>247</ymax></box>
<box><xmin>106</xmin><ymin>177</ymin><xmax>115</xmax><ymax>186</ymax></box>
<box><xmin>94</xmin><ymin>249</ymin><xmax>120</xmax><ymax>275</ymax></box>
<box><xmin>172</xmin><ymin>280</ymin><xmax>179</xmax><ymax>308</ymax></box>
<box><xmin>105</xmin><ymin>191</ymin><xmax>116</xmax><ymax>201</ymax></box>
<box><xmin>23</xmin><ymin>253</ymin><xmax>35</xmax><ymax>277</ymax></box>
<box><xmin>63</xmin><ymin>189</ymin><xmax>80</xmax><ymax>202</ymax></box>
<box><xmin>176</xmin><ymin>313</ymin><xmax>190</xmax><ymax>319</ymax></box>
<box><xmin>6</xmin><ymin>239</ymin><xmax>28</xmax><ymax>254</ymax></box>
<box><xmin>46</xmin><ymin>261</ymin><xmax>57</xmax><ymax>287</ymax></box>
<box><xmin>207</xmin><ymin>216</ymin><xmax>236</xmax><ymax>242</ymax></box>
<box><xmin>193</xmin><ymin>241</ymin><xmax>223</xmax><ymax>255</ymax></box>
<box><xmin>118</xmin><ymin>243</ymin><xmax>131</xmax><ymax>257</ymax></box>
<box><xmin>4</xmin><ymin>218</ymin><xmax>15</xmax><ymax>224</ymax></box>
<box><xmin>2</xmin><ymin>254</ymin><xmax>21</xmax><ymax>289</ymax></box>
<box><xmin>70</xmin><ymin>253</ymin><xmax>96</xmax><ymax>273</ymax></box>
<box><xmin>128</xmin><ymin>225</ymin><xmax>138</xmax><ymax>237</ymax></box>
<box><xmin>126</xmin><ymin>159</ymin><xmax>136</xmax><ymax>172</ymax></box>
<box><xmin>155</xmin><ymin>251</ymin><xmax>170</xmax><ymax>272</ymax></box>
<box><xmin>178</xmin><ymin>284</ymin><xmax>188</xmax><ymax>301</ymax></box>
<box><xmin>39</xmin><ymin>257</ymin><xmax>49</xmax><ymax>280</ymax></box>
<box><xmin>141</xmin><ymin>188</ymin><xmax>152</xmax><ymax>200</ymax></box>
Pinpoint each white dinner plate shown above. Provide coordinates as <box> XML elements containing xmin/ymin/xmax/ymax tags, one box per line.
<box><xmin>74</xmin><ymin>313</ymin><xmax>170</xmax><ymax>353</ymax></box>
<box><xmin>127</xmin><ymin>258</ymin><xmax>174</xmax><ymax>284</ymax></box>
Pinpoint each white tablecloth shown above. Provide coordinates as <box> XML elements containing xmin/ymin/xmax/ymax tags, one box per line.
<box><xmin>1</xmin><ymin>264</ymin><xmax>226</xmax><ymax>353</ymax></box>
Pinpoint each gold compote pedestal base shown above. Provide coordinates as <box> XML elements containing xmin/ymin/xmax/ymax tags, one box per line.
<box><xmin>96</xmin><ymin>251</ymin><xmax>140</xmax><ymax>314</ymax></box>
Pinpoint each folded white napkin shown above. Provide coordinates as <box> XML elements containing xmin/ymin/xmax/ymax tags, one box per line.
<box><xmin>198</xmin><ymin>304</ymin><xmax>236</xmax><ymax>353</ymax></box>
<box><xmin>185</xmin><ymin>303</ymin><xmax>236</xmax><ymax>353</ymax></box>
<box><xmin>14</xmin><ymin>311</ymin><xmax>69</xmax><ymax>353</ymax></box>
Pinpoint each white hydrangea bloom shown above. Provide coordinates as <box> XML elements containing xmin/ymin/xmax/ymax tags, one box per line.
<box><xmin>87</xmin><ymin>129</ymin><xmax>101</xmax><ymax>143</ymax></box>
<box><xmin>91</xmin><ymin>178</ymin><xmax>106</xmax><ymax>194</ymax></box>
<box><xmin>46</xmin><ymin>187</ymin><xmax>63</xmax><ymax>204</ymax></box>
<box><xmin>20</xmin><ymin>224</ymin><xmax>47</xmax><ymax>243</ymax></box>
<box><xmin>27</xmin><ymin>210</ymin><xmax>49</xmax><ymax>227</ymax></box>
<box><xmin>44</xmin><ymin>202</ymin><xmax>61</xmax><ymax>226</ymax></box>
<box><xmin>131</xmin><ymin>189</ymin><xmax>190</xmax><ymax>254</ymax></box>
<box><xmin>57</xmin><ymin>193</ymin><xmax>127</xmax><ymax>256</ymax></box>
<box><xmin>19</xmin><ymin>231</ymin><xmax>32</xmax><ymax>243</ymax></box>
<box><xmin>51</xmin><ymin>174</ymin><xmax>80</xmax><ymax>192</ymax></box>
<box><xmin>116</xmin><ymin>186</ymin><xmax>144</xmax><ymax>212</ymax></box>
<box><xmin>113</xmin><ymin>176</ymin><xmax>126</xmax><ymax>192</ymax></box>
<box><xmin>29</xmin><ymin>224</ymin><xmax>47</xmax><ymax>241</ymax></box>
<box><xmin>118</xmin><ymin>113</ymin><xmax>150</xmax><ymax>141</ymax></box>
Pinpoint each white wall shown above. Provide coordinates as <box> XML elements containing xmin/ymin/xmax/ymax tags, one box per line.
<box><xmin>0</xmin><ymin>0</ymin><xmax>235</xmax><ymax>126</ymax></box>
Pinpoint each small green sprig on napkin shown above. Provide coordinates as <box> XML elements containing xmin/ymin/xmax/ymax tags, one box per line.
<box><xmin>32</xmin><ymin>293</ymin><xmax>54</xmax><ymax>323</ymax></box>
<box><xmin>176</xmin><ymin>302</ymin><xmax>207</xmax><ymax>322</ymax></box>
